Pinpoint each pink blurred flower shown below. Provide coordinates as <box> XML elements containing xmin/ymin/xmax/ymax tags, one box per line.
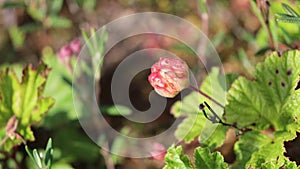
<box><xmin>57</xmin><ymin>45</ymin><xmax>72</xmax><ymax>63</ymax></box>
<box><xmin>56</xmin><ymin>38</ymin><xmax>81</xmax><ymax>73</ymax></box>
<box><xmin>70</xmin><ymin>38</ymin><xmax>82</xmax><ymax>54</ymax></box>
<box><xmin>148</xmin><ymin>57</ymin><xmax>189</xmax><ymax>98</ymax></box>
<box><xmin>150</xmin><ymin>142</ymin><xmax>167</xmax><ymax>162</ymax></box>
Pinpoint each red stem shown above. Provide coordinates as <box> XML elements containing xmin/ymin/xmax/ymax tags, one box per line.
<box><xmin>189</xmin><ymin>85</ymin><xmax>224</xmax><ymax>109</ymax></box>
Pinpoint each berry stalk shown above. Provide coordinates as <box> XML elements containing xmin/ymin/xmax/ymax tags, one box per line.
<box><xmin>189</xmin><ymin>85</ymin><xmax>224</xmax><ymax>108</ymax></box>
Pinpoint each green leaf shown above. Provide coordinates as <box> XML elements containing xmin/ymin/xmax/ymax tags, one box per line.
<box><xmin>211</xmin><ymin>31</ymin><xmax>226</xmax><ymax>48</ymax></box>
<box><xmin>199</xmin><ymin>124</ymin><xmax>227</xmax><ymax>150</ymax></box>
<box><xmin>51</xmin><ymin>162</ymin><xmax>74</xmax><ymax>169</ymax></box>
<box><xmin>171</xmin><ymin>92</ymin><xmax>199</xmax><ymax>118</ymax></box>
<box><xmin>110</xmin><ymin>127</ymin><xmax>129</xmax><ymax>164</ymax></box>
<box><xmin>45</xmin><ymin>15</ymin><xmax>71</xmax><ymax>28</ymax></box>
<box><xmin>42</xmin><ymin>48</ymin><xmax>76</xmax><ymax>129</ymax></box>
<box><xmin>281</xmin><ymin>89</ymin><xmax>300</xmax><ymax>132</ymax></box>
<box><xmin>279</xmin><ymin>25</ymin><xmax>295</xmax><ymax>43</ymax></box>
<box><xmin>197</xmin><ymin>0</ymin><xmax>207</xmax><ymax>13</ymax></box>
<box><xmin>54</xmin><ymin>125</ymin><xmax>100</xmax><ymax>163</ymax></box>
<box><xmin>163</xmin><ymin>145</ymin><xmax>229</xmax><ymax>169</ymax></box>
<box><xmin>232</xmin><ymin>130</ymin><xmax>298</xmax><ymax>169</ymax></box>
<box><xmin>284</xmin><ymin>160</ymin><xmax>300</xmax><ymax>169</ymax></box>
<box><xmin>27</xmin><ymin>6</ymin><xmax>46</xmax><ymax>21</ymax></box>
<box><xmin>8</xmin><ymin>26</ymin><xmax>25</xmax><ymax>49</ymax></box>
<box><xmin>250</xmin><ymin>1</ymin><xmax>268</xmax><ymax>35</ymax></box>
<box><xmin>174</xmin><ymin>114</ymin><xmax>227</xmax><ymax>150</ymax></box>
<box><xmin>255</xmin><ymin>46</ymin><xmax>272</xmax><ymax>56</ymax></box>
<box><xmin>2</xmin><ymin>2</ymin><xmax>27</xmax><ymax>8</ymax></box>
<box><xmin>241</xmin><ymin>156</ymin><xmax>299</xmax><ymax>169</ymax></box>
<box><xmin>171</xmin><ymin>67</ymin><xmax>228</xmax><ymax>149</ymax></box>
<box><xmin>0</xmin><ymin>71</ymin><xmax>17</xmax><ymax>125</ymax></box>
<box><xmin>276</xmin><ymin>14</ymin><xmax>300</xmax><ymax>24</ymax></box>
<box><xmin>163</xmin><ymin>145</ymin><xmax>193</xmax><ymax>169</ymax></box>
<box><xmin>225</xmin><ymin>50</ymin><xmax>300</xmax><ymax>130</ymax></box>
<box><xmin>282</xmin><ymin>3</ymin><xmax>300</xmax><ymax>17</ymax></box>
<box><xmin>20</xmin><ymin>23</ymin><xmax>41</xmax><ymax>33</ymax></box>
<box><xmin>102</xmin><ymin>105</ymin><xmax>132</xmax><ymax>116</ymax></box>
<box><xmin>232</xmin><ymin>131</ymin><xmax>272</xmax><ymax>169</ymax></box>
<box><xmin>25</xmin><ymin>146</ymin><xmax>40</xmax><ymax>169</ymax></box>
<box><xmin>260</xmin><ymin>162</ymin><xmax>277</xmax><ymax>169</ymax></box>
<box><xmin>0</xmin><ymin>63</ymin><xmax>54</xmax><ymax>151</ymax></box>
<box><xmin>175</xmin><ymin>114</ymin><xmax>205</xmax><ymax>143</ymax></box>
<box><xmin>237</xmin><ymin>48</ymin><xmax>255</xmax><ymax>76</ymax></box>
<box><xmin>171</xmin><ymin>67</ymin><xmax>226</xmax><ymax>117</ymax></box>
<box><xmin>95</xmin><ymin>27</ymin><xmax>108</xmax><ymax>67</ymax></box>
<box><xmin>224</xmin><ymin>73</ymin><xmax>239</xmax><ymax>91</ymax></box>
<box><xmin>44</xmin><ymin>138</ymin><xmax>53</xmax><ymax>168</ymax></box>
<box><xmin>15</xmin><ymin>64</ymin><xmax>54</xmax><ymax>125</ymax></box>
<box><xmin>246</xmin><ymin>141</ymin><xmax>285</xmax><ymax>168</ymax></box>
<box><xmin>225</xmin><ymin>77</ymin><xmax>266</xmax><ymax>129</ymax></box>
<box><xmin>81</xmin><ymin>27</ymin><xmax>108</xmax><ymax>80</ymax></box>
<box><xmin>83</xmin><ymin>0</ymin><xmax>97</xmax><ymax>10</ymax></box>
<box><xmin>274</xmin><ymin>130</ymin><xmax>297</xmax><ymax>143</ymax></box>
<box><xmin>32</xmin><ymin>149</ymin><xmax>42</xmax><ymax>169</ymax></box>
<box><xmin>171</xmin><ymin>44</ymin><xmax>195</xmax><ymax>55</ymax></box>
<box><xmin>26</xmin><ymin>138</ymin><xmax>54</xmax><ymax>169</ymax></box>
<box><xmin>48</xmin><ymin>0</ymin><xmax>64</xmax><ymax>14</ymax></box>
<box><xmin>194</xmin><ymin>147</ymin><xmax>228</xmax><ymax>169</ymax></box>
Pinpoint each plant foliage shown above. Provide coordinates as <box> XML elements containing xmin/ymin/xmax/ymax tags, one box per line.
<box><xmin>163</xmin><ymin>145</ymin><xmax>228</xmax><ymax>169</ymax></box>
<box><xmin>171</xmin><ymin>67</ymin><xmax>228</xmax><ymax>150</ymax></box>
<box><xmin>0</xmin><ymin>63</ymin><xmax>54</xmax><ymax>151</ymax></box>
<box><xmin>165</xmin><ymin>50</ymin><xmax>300</xmax><ymax>168</ymax></box>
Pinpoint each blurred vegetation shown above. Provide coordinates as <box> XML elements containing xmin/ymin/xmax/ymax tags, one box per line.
<box><xmin>0</xmin><ymin>0</ymin><xmax>300</xmax><ymax>169</ymax></box>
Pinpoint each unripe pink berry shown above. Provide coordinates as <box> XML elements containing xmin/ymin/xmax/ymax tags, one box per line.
<box><xmin>70</xmin><ymin>38</ymin><xmax>82</xmax><ymax>54</ymax></box>
<box><xmin>148</xmin><ymin>57</ymin><xmax>189</xmax><ymax>98</ymax></box>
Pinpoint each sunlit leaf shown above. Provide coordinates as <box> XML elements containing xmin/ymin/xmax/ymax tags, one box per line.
<box><xmin>163</xmin><ymin>145</ymin><xmax>193</xmax><ymax>169</ymax></box>
<box><xmin>45</xmin><ymin>16</ymin><xmax>71</xmax><ymax>28</ymax></box>
<box><xmin>225</xmin><ymin>50</ymin><xmax>300</xmax><ymax>130</ymax></box>
<box><xmin>102</xmin><ymin>105</ymin><xmax>132</xmax><ymax>116</ymax></box>
<box><xmin>0</xmin><ymin>63</ymin><xmax>54</xmax><ymax>151</ymax></box>
<box><xmin>282</xmin><ymin>3</ymin><xmax>300</xmax><ymax>17</ymax></box>
<box><xmin>2</xmin><ymin>2</ymin><xmax>27</xmax><ymax>8</ymax></box>
<box><xmin>194</xmin><ymin>147</ymin><xmax>228</xmax><ymax>169</ymax></box>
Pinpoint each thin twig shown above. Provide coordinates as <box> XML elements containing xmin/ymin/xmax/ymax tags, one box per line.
<box><xmin>100</xmin><ymin>142</ymin><xmax>115</xmax><ymax>169</ymax></box>
<box><xmin>189</xmin><ymin>85</ymin><xmax>224</xmax><ymax>108</ymax></box>
<box><xmin>195</xmin><ymin>0</ymin><xmax>209</xmax><ymax>82</ymax></box>
<box><xmin>264</xmin><ymin>1</ymin><xmax>275</xmax><ymax>50</ymax></box>
<box><xmin>257</xmin><ymin>0</ymin><xmax>275</xmax><ymax>50</ymax></box>
<box><xmin>196</xmin><ymin>0</ymin><xmax>209</xmax><ymax>61</ymax></box>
